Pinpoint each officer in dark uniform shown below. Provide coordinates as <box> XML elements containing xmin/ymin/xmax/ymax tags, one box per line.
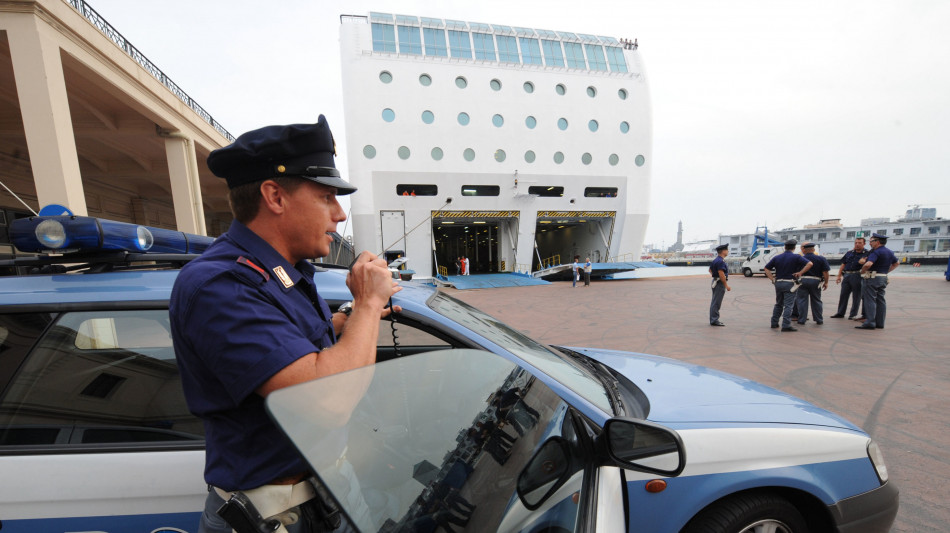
<box><xmin>709</xmin><ymin>243</ymin><xmax>730</xmax><ymax>326</ymax></box>
<box><xmin>831</xmin><ymin>237</ymin><xmax>869</xmax><ymax>319</ymax></box>
<box><xmin>170</xmin><ymin>117</ymin><xmax>401</xmax><ymax>532</ymax></box>
<box><xmin>856</xmin><ymin>232</ymin><xmax>899</xmax><ymax>330</ymax></box>
<box><xmin>764</xmin><ymin>239</ymin><xmax>813</xmax><ymax>331</ymax></box>
<box><xmin>795</xmin><ymin>242</ymin><xmax>830</xmax><ymax>325</ymax></box>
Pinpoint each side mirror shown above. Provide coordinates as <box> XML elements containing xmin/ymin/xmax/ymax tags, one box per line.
<box><xmin>516</xmin><ymin>437</ymin><xmax>573</xmax><ymax>509</ymax></box>
<box><xmin>602</xmin><ymin>418</ymin><xmax>686</xmax><ymax>477</ymax></box>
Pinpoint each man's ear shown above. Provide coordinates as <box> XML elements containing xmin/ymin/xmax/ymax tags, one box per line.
<box><xmin>258</xmin><ymin>180</ymin><xmax>287</xmax><ymax>215</ymax></box>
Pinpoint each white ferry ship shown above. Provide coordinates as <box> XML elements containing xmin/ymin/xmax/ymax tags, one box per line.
<box><xmin>338</xmin><ymin>13</ymin><xmax>651</xmax><ymax>279</ymax></box>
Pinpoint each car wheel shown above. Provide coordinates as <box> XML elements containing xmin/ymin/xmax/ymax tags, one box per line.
<box><xmin>681</xmin><ymin>492</ymin><xmax>809</xmax><ymax>533</ymax></box>
<box><xmin>743</xmin><ymin>268</ymin><xmax>753</xmax><ymax>277</ymax></box>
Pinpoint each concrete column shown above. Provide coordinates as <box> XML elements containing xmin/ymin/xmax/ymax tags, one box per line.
<box><xmin>163</xmin><ymin>135</ymin><xmax>206</xmax><ymax>235</ymax></box>
<box><xmin>7</xmin><ymin>14</ymin><xmax>87</xmax><ymax>215</ymax></box>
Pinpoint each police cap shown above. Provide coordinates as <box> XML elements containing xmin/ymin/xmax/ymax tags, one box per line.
<box><xmin>207</xmin><ymin>115</ymin><xmax>357</xmax><ymax>194</ymax></box>
<box><xmin>715</xmin><ymin>243</ymin><xmax>729</xmax><ymax>252</ymax></box>
<box><xmin>871</xmin><ymin>232</ymin><xmax>888</xmax><ymax>242</ymax></box>
<box><xmin>784</xmin><ymin>239</ymin><xmax>798</xmax><ymax>246</ymax></box>
<box><xmin>802</xmin><ymin>242</ymin><xmax>816</xmax><ymax>249</ymax></box>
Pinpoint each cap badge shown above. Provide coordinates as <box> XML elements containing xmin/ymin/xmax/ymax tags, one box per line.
<box><xmin>273</xmin><ymin>265</ymin><xmax>294</xmax><ymax>288</ymax></box>
<box><xmin>277</xmin><ymin>165</ymin><xmax>286</xmax><ymax>173</ymax></box>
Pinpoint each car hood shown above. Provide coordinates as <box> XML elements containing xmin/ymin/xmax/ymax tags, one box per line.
<box><xmin>563</xmin><ymin>347</ymin><xmax>863</xmax><ymax>432</ymax></box>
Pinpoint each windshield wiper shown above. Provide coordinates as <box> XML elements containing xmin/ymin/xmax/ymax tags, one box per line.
<box><xmin>556</xmin><ymin>346</ymin><xmax>625</xmax><ymax>416</ymax></box>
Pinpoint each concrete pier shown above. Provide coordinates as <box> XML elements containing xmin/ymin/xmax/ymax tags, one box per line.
<box><xmin>450</xmin><ymin>273</ymin><xmax>950</xmax><ymax>532</ymax></box>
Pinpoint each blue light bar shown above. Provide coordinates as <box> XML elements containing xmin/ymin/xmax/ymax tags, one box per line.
<box><xmin>10</xmin><ymin>215</ymin><xmax>214</xmax><ymax>255</ymax></box>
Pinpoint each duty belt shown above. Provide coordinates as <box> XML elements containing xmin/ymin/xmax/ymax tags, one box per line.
<box><xmin>862</xmin><ymin>272</ymin><xmax>888</xmax><ymax>279</ymax></box>
<box><xmin>775</xmin><ymin>279</ymin><xmax>795</xmax><ymax>282</ymax></box>
<box><xmin>842</xmin><ymin>270</ymin><xmax>860</xmax><ymax>274</ymax></box>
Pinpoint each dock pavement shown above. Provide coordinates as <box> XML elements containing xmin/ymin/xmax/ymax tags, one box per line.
<box><xmin>447</xmin><ymin>273</ymin><xmax>950</xmax><ymax>533</ymax></box>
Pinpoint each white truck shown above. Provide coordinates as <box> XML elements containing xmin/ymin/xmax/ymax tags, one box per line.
<box><xmin>740</xmin><ymin>245</ymin><xmax>816</xmax><ymax>277</ymax></box>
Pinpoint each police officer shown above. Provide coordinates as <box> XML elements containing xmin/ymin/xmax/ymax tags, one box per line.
<box><xmin>709</xmin><ymin>243</ymin><xmax>730</xmax><ymax>326</ymax></box>
<box><xmin>795</xmin><ymin>242</ymin><xmax>830</xmax><ymax>325</ymax></box>
<box><xmin>831</xmin><ymin>237</ymin><xmax>869</xmax><ymax>319</ymax></box>
<box><xmin>856</xmin><ymin>232</ymin><xmax>899</xmax><ymax>330</ymax></box>
<box><xmin>764</xmin><ymin>239</ymin><xmax>813</xmax><ymax>331</ymax></box>
<box><xmin>169</xmin><ymin>117</ymin><xmax>400</xmax><ymax>532</ymax></box>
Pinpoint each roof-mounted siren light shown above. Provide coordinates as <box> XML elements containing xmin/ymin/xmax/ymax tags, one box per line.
<box><xmin>10</xmin><ymin>214</ymin><xmax>213</xmax><ymax>254</ymax></box>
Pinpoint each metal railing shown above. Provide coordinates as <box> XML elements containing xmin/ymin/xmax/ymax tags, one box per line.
<box><xmin>63</xmin><ymin>0</ymin><xmax>235</xmax><ymax>142</ymax></box>
<box><xmin>539</xmin><ymin>254</ymin><xmax>561</xmax><ymax>269</ymax></box>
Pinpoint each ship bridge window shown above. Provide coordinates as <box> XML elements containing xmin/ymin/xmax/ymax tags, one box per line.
<box><xmin>542</xmin><ymin>40</ymin><xmax>565</xmax><ymax>67</ymax></box>
<box><xmin>371</xmin><ymin>23</ymin><xmax>397</xmax><ymax>52</ymax></box>
<box><xmin>606</xmin><ymin>47</ymin><xmax>628</xmax><ymax>72</ymax></box>
<box><xmin>397</xmin><ymin>185</ymin><xmax>438</xmax><ymax>196</ymax></box>
<box><xmin>448</xmin><ymin>30</ymin><xmax>472</xmax><ymax>58</ymax></box>
<box><xmin>585</xmin><ymin>187</ymin><xmax>618</xmax><ymax>198</ymax></box>
<box><xmin>585</xmin><ymin>44</ymin><xmax>608</xmax><ymax>71</ymax></box>
<box><xmin>473</xmin><ymin>33</ymin><xmax>496</xmax><ymax>60</ymax></box>
<box><xmin>520</xmin><ymin>38</ymin><xmax>543</xmax><ymax>65</ymax></box>
<box><xmin>397</xmin><ymin>25</ymin><xmax>422</xmax><ymax>55</ymax></box>
<box><xmin>564</xmin><ymin>42</ymin><xmax>586</xmax><ymax>69</ymax></box>
<box><xmin>461</xmin><ymin>185</ymin><xmax>499</xmax><ymax>197</ymax></box>
<box><xmin>529</xmin><ymin>186</ymin><xmax>564</xmax><ymax>197</ymax></box>
<box><xmin>497</xmin><ymin>35</ymin><xmax>519</xmax><ymax>63</ymax></box>
<box><xmin>423</xmin><ymin>27</ymin><xmax>448</xmax><ymax>56</ymax></box>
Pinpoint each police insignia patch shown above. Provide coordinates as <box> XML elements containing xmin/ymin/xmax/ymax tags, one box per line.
<box><xmin>273</xmin><ymin>265</ymin><xmax>294</xmax><ymax>288</ymax></box>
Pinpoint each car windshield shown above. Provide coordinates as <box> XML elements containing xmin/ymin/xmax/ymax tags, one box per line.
<box><xmin>267</xmin><ymin>349</ymin><xmax>587</xmax><ymax>533</ymax></box>
<box><xmin>426</xmin><ymin>292</ymin><xmax>613</xmax><ymax>414</ymax></box>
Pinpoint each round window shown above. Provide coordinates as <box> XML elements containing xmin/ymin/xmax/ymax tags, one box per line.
<box><xmin>363</xmin><ymin>145</ymin><xmax>376</xmax><ymax>159</ymax></box>
<box><xmin>588</xmin><ymin>120</ymin><xmax>599</xmax><ymax>132</ymax></box>
<box><xmin>458</xmin><ymin>112</ymin><xmax>470</xmax><ymax>126</ymax></box>
<box><xmin>620</xmin><ymin>121</ymin><xmax>630</xmax><ymax>133</ymax></box>
<box><xmin>553</xmin><ymin>152</ymin><xmax>564</xmax><ymax>164</ymax></box>
<box><xmin>455</xmin><ymin>76</ymin><xmax>468</xmax><ymax>88</ymax></box>
<box><xmin>490</xmin><ymin>79</ymin><xmax>502</xmax><ymax>91</ymax></box>
<box><xmin>382</xmin><ymin>108</ymin><xmax>395</xmax><ymax>122</ymax></box>
<box><xmin>422</xmin><ymin>110</ymin><xmax>435</xmax><ymax>124</ymax></box>
<box><xmin>581</xmin><ymin>153</ymin><xmax>592</xmax><ymax>165</ymax></box>
<box><xmin>524</xmin><ymin>150</ymin><xmax>536</xmax><ymax>163</ymax></box>
<box><xmin>635</xmin><ymin>154</ymin><xmax>646</xmax><ymax>167</ymax></box>
<box><xmin>379</xmin><ymin>71</ymin><xmax>393</xmax><ymax>83</ymax></box>
<box><xmin>463</xmin><ymin>148</ymin><xmax>476</xmax><ymax>161</ymax></box>
<box><xmin>525</xmin><ymin>116</ymin><xmax>537</xmax><ymax>129</ymax></box>
<box><xmin>431</xmin><ymin>147</ymin><xmax>444</xmax><ymax>161</ymax></box>
<box><xmin>586</xmin><ymin>86</ymin><xmax>597</xmax><ymax>98</ymax></box>
<box><xmin>397</xmin><ymin>146</ymin><xmax>410</xmax><ymax>160</ymax></box>
<box><xmin>555</xmin><ymin>84</ymin><xmax>566</xmax><ymax>95</ymax></box>
<box><xmin>492</xmin><ymin>114</ymin><xmax>504</xmax><ymax>127</ymax></box>
<box><xmin>494</xmin><ymin>149</ymin><xmax>506</xmax><ymax>162</ymax></box>
<box><xmin>618</xmin><ymin>88</ymin><xmax>628</xmax><ymax>100</ymax></box>
<box><xmin>523</xmin><ymin>81</ymin><xmax>535</xmax><ymax>93</ymax></box>
<box><xmin>609</xmin><ymin>154</ymin><xmax>620</xmax><ymax>166</ymax></box>
<box><xmin>419</xmin><ymin>74</ymin><xmax>432</xmax><ymax>86</ymax></box>
<box><xmin>557</xmin><ymin>118</ymin><xmax>568</xmax><ymax>131</ymax></box>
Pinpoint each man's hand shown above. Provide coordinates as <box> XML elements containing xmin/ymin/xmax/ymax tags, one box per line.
<box><xmin>347</xmin><ymin>251</ymin><xmax>402</xmax><ymax>311</ymax></box>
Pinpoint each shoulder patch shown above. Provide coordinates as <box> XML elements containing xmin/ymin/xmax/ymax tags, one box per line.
<box><xmin>236</xmin><ymin>256</ymin><xmax>270</xmax><ymax>282</ymax></box>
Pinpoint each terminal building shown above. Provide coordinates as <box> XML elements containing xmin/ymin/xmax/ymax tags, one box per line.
<box><xmin>338</xmin><ymin>13</ymin><xmax>651</xmax><ymax>277</ymax></box>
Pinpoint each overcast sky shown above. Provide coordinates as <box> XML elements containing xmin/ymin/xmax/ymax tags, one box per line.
<box><xmin>86</xmin><ymin>0</ymin><xmax>950</xmax><ymax>249</ymax></box>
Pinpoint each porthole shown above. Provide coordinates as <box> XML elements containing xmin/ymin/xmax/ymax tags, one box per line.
<box><xmin>379</xmin><ymin>71</ymin><xmax>393</xmax><ymax>83</ymax></box>
<box><xmin>586</xmin><ymin>86</ymin><xmax>597</xmax><ymax>98</ymax></box>
<box><xmin>620</xmin><ymin>121</ymin><xmax>630</xmax><ymax>133</ymax></box>
<box><xmin>525</xmin><ymin>116</ymin><xmax>537</xmax><ymax>129</ymax></box>
<box><xmin>635</xmin><ymin>154</ymin><xmax>646</xmax><ymax>167</ymax></box>
<box><xmin>588</xmin><ymin>120</ymin><xmax>599</xmax><ymax>132</ymax></box>
<box><xmin>490</xmin><ymin>79</ymin><xmax>502</xmax><ymax>91</ymax></box>
<box><xmin>398</xmin><ymin>146</ymin><xmax>411</xmax><ymax>160</ymax></box>
<box><xmin>492</xmin><ymin>114</ymin><xmax>504</xmax><ymax>127</ymax></box>
<box><xmin>455</xmin><ymin>76</ymin><xmax>468</xmax><ymax>88</ymax></box>
<box><xmin>422</xmin><ymin>110</ymin><xmax>435</xmax><ymax>124</ymax></box>
<box><xmin>463</xmin><ymin>148</ymin><xmax>476</xmax><ymax>161</ymax></box>
<box><xmin>431</xmin><ymin>147</ymin><xmax>444</xmax><ymax>160</ymax></box>
<box><xmin>363</xmin><ymin>145</ymin><xmax>377</xmax><ymax>159</ymax></box>
<box><xmin>458</xmin><ymin>112</ymin><xmax>470</xmax><ymax>126</ymax></box>
<box><xmin>419</xmin><ymin>74</ymin><xmax>432</xmax><ymax>86</ymax></box>
<box><xmin>494</xmin><ymin>149</ymin><xmax>506</xmax><ymax>162</ymax></box>
<box><xmin>581</xmin><ymin>153</ymin><xmax>592</xmax><ymax>165</ymax></box>
<box><xmin>524</xmin><ymin>150</ymin><xmax>536</xmax><ymax>163</ymax></box>
<box><xmin>609</xmin><ymin>154</ymin><xmax>620</xmax><ymax>166</ymax></box>
<box><xmin>553</xmin><ymin>151</ymin><xmax>564</xmax><ymax>164</ymax></box>
<box><xmin>382</xmin><ymin>108</ymin><xmax>395</xmax><ymax>122</ymax></box>
<box><xmin>557</xmin><ymin>118</ymin><xmax>568</xmax><ymax>131</ymax></box>
<box><xmin>523</xmin><ymin>81</ymin><xmax>535</xmax><ymax>93</ymax></box>
<box><xmin>618</xmin><ymin>88</ymin><xmax>628</xmax><ymax>100</ymax></box>
<box><xmin>555</xmin><ymin>83</ymin><xmax>566</xmax><ymax>95</ymax></box>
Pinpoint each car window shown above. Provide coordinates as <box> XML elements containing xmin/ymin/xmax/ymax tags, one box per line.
<box><xmin>427</xmin><ymin>292</ymin><xmax>613</xmax><ymax>414</ymax></box>
<box><xmin>268</xmin><ymin>349</ymin><xmax>588</xmax><ymax>532</ymax></box>
<box><xmin>0</xmin><ymin>310</ymin><xmax>203</xmax><ymax>449</ymax></box>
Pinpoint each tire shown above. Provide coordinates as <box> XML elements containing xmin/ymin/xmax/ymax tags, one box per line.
<box><xmin>743</xmin><ymin>268</ymin><xmax>753</xmax><ymax>277</ymax></box>
<box><xmin>681</xmin><ymin>492</ymin><xmax>809</xmax><ymax>533</ymax></box>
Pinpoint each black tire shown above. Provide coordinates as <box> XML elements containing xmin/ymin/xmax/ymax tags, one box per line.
<box><xmin>743</xmin><ymin>268</ymin><xmax>753</xmax><ymax>277</ymax></box>
<box><xmin>681</xmin><ymin>492</ymin><xmax>809</xmax><ymax>533</ymax></box>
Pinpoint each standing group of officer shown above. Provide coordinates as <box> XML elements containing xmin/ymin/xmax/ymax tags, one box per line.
<box><xmin>709</xmin><ymin>233</ymin><xmax>899</xmax><ymax>331</ymax></box>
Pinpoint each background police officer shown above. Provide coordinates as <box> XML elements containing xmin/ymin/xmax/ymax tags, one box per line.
<box><xmin>170</xmin><ymin>117</ymin><xmax>400</xmax><ymax>532</ymax></box>
<box><xmin>764</xmin><ymin>239</ymin><xmax>813</xmax><ymax>331</ymax></box>
<box><xmin>709</xmin><ymin>243</ymin><xmax>730</xmax><ymax>326</ymax></box>
<box><xmin>856</xmin><ymin>232</ymin><xmax>899</xmax><ymax>330</ymax></box>
<box><xmin>831</xmin><ymin>237</ymin><xmax>869</xmax><ymax>319</ymax></box>
<box><xmin>796</xmin><ymin>242</ymin><xmax>830</xmax><ymax>325</ymax></box>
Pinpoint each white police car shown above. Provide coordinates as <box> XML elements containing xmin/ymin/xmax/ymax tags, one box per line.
<box><xmin>0</xmin><ymin>214</ymin><xmax>897</xmax><ymax>532</ymax></box>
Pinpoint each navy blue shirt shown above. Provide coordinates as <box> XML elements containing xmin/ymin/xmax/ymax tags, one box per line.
<box><xmin>866</xmin><ymin>245</ymin><xmax>898</xmax><ymax>274</ymax></box>
<box><xmin>764</xmin><ymin>251</ymin><xmax>811</xmax><ymax>279</ymax></box>
<box><xmin>802</xmin><ymin>252</ymin><xmax>830</xmax><ymax>278</ymax></box>
<box><xmin>170</xmin><ymin>220</ymin><xmax>335</xmax><ymax>491</ymax></box>
<box><xmin>710</xmin><ymin>256</ymin><xmax>728</xmax><ymax>279</ymax></box>
<box><xmin>842</xmin><ymin>248</ymin><xmax>870</xmax><ymax>271</ymax></box>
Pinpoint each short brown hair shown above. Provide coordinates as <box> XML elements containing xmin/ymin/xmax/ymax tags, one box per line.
<box><xmin>228</xmin><ymin>177</ymin><xmax>304</xmax><ymax>223</ymax></box>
